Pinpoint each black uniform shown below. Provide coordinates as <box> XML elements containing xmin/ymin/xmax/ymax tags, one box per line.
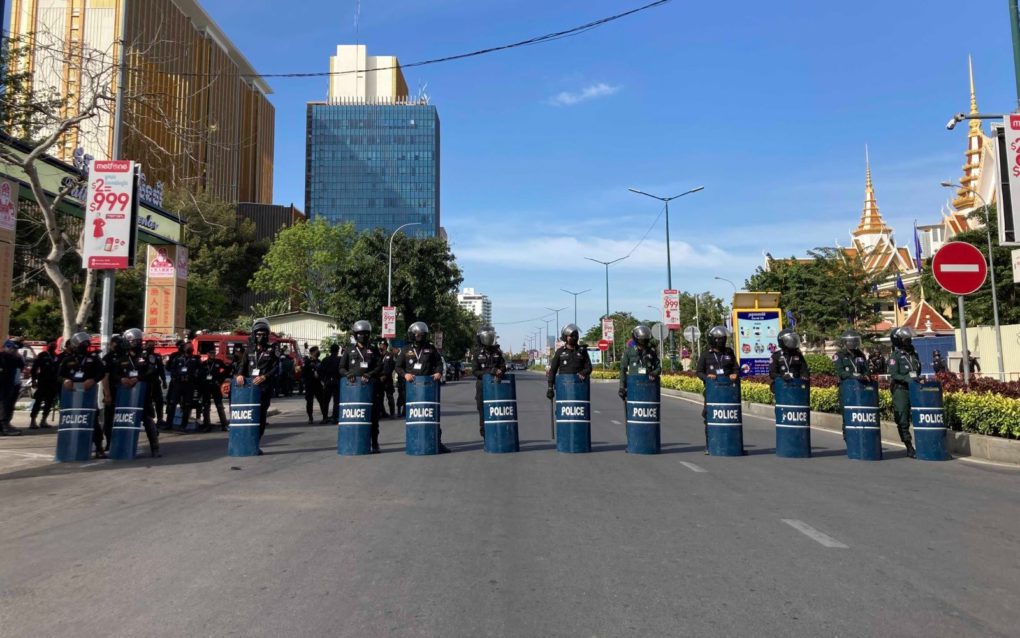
<box><xmin>144</xmin><ymin>347</ymin><xmax>167</xmax><ymax>427</ymax></box>
<box><xmin>101</xmin><ymin>348</ymin><xmax>122</xmax><ymax>449</ymax></box>
<box><xmin>835</xmin><ymin>347</ymin><xmax>870</xmax><ymax>440</ymax></box>
<box><xmin>301</xmin><ymin>353</ymin><xmax>327</xmax><ymax>423</ymax></box>
<box><xmin>199</xmin><ymin>357</ymin><xmax>230</xmax><ymax>431</ymax></box>
<box><xmin>57</xmin><ymin>350</ymin><xmax>105</xmax><ymax>451</ymax></box>
<box><xmin>233</xmin><ymin>344</ymin><xmax>279</xmax><ymax>445</ymax></box>
<box><xmin>29</xmin><ymin>348</ymin><xmax>60</xmax><ymax>426</ymax></box>
<box><xmin>868</xmin><ymin>351</ymin><xmax>887</xmax><ymax>375</ymax></box>
<box><xmin>110</xmin><ymin>348</ymin><xmax>161</xmax><ymax>456</ymax></box>
<box><xmin>379</xmin><ymin>349</ymin><xmax>397</xmax><ymax>417</ymax></box>
<box><xmin>958</xmin><ymin>355</ymin><xmax>980</xmax><ymax>375</ymax></box>
<box><xmin>164</xmin><ymin>346</ymin><xmax>185</xmax><ymax>422</ymax></box>
<box><xmin>546</xmin><ymin>345</ymin><xmax>593</xmax><ymax>396</ymax></box>
<box><xmin>768</xmin><ymin>349</ymin><xmax>810</xmax><ymax>382</ymax></box>
<box><xmin>472</xmin><ymin>346</ymin><xmax>507</xmax><ymax>434</ymax></box>
<box><xmin>338</xmin><ymin>343</ymin><xmax>384</xmax><ymax>448</ymax></box>
<box><xmin>396</xmin><ymin>341</ymin><xmax>445</xmax><ymax>442</ymax></box>
<box><xmin>166</xmin><ymin>353</ymin><xmax>202</xmax><ymax>430</ymax></box>
<box><xmin>320</xmin><ymin>348</ymin><xmax>341</xmax><ymax>423</ymax></box>
<box><xmin>695</xmin><ymin>347</ymin><xmax>738</xmax><ymax>448</ymax></box>
<box><xmin>0</xmin><ymin>350</ymin><xmax>25</xmax><ymax>434</ymax></box>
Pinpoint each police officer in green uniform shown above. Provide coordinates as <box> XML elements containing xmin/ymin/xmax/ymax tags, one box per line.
<box><xmin>834</xmin><ymin>330</ymin><xmax>870</xmax><ymax>440</ymax></box>
<box><xmin>618</xmin><ymin>325</ymin><xmax>661</xmax><ymax>400</ymax></box>
<box><xmin>768</xmin><ymin>329</ymin><xmax>809</xmax><ymax>382</ymax></box>
<box><xmin>888</xmin><ymin>326</ymin><xmax>919</xmax><ymax>459</ymax></box>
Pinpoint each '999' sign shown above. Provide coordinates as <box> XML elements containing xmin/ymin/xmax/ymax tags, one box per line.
<box><xmin>83</xmin><ymin>160</ymin><xmax>136</xmax><ymax>270</ymax></box>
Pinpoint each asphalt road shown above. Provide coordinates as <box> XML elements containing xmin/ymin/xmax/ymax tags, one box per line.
<box><xmin>1</xmin><ymin>371</ymin><xmax>1018</xmax><ymax>637</ymax></box>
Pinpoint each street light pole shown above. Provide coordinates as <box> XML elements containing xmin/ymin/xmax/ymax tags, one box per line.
<box><xmin>561</xmin><ymin>288</ymin><xmax>591</xmax><ymax>326</ymax></box>
<box><xmin>584</xmin><ymin>255</ymin><xmax>628</xmax><ymax>365</ymax></box>
<box><xmin>388</xmin><ymin>222</ymin><xmax>422</xmax><ymax>307</ymax></box>
<box><xmin>629</xmin><ymin>185</ymin><xmax>705</xmax><ymax>365</ymax></box>
<box><xmin>940</xmin><ymin>182</ymin><xmax>1005</xmax><ymax>381</ymax></box>
<box><xmin>545</xmin><ymin>306</ymin><xmax>567</xmax><ymax>346</ymax></box>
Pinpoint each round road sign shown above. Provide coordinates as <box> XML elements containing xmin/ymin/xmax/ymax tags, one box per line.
<box><xmin>932</xmin><ymin>241</ymin><xmax>987</xmax><ymax>296</ymax></box>
<box><xmin>597</xmin><ymin>339</ymin><xmax>611</xmax><ymax>351</ymax></box>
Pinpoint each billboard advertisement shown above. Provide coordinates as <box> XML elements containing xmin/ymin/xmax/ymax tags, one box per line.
<box><xmin>601</xmin><ymin>318</ymin><xmax>615</xmax><ymax>342</ymax></box>
<box><xmin>733</xmin><ymin>310</ymin><xmax>782</xmax><ymax>377</ymax></box>
<box><xmin>663</xmin><ymin>289</ymin><xmax>681</xmax><ymax>330</ymax></box>
<box><xmin>83</xmin><ymin>160</ymin><xmax>137</xmax><ymax>269</ymax></box>
<box><xmin>382</xmin><ymin>307</ymin><xmax>397</xmax><ymax>339</ymax></box>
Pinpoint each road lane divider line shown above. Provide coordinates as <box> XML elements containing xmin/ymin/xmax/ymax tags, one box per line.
<box><xmin>611</xmin><ymin>419</ymin><xmax>622</xmax><ymax>425</ymax></box>
<box><xmin>782</xmin><ymin>519</ymin><xmax>848</xmax><ymax>548</ymax></box>
<box><xmin>679</xmin><ymin>461</ymin><xmax>707</xmax><ymax>473</ymax></box>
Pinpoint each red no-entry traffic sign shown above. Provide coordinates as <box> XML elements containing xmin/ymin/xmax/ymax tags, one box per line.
<box><xmin>932</xmin><ymin>241</ymin><xmax>987</xmax><ymax>296</ymax></box>
<box><xmin>597</xmin><ymin>339</ymin><xmax>611</xmax><ymax>351</ymax></box>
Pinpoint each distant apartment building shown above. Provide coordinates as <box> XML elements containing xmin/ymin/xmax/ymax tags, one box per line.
<box><xmin>305</xmin><ymin>44</ymin><xmax>440</xmax><ymax>237</ymax></box>
<box><xmin>458</xmin><ymin>288</ymin><xmax>492</xmax><ymax>326</ymax></box>
<box><xmin>8</xmin><ymin>0</ymin><xmax>275</xmax><ymax>203</ymax></box>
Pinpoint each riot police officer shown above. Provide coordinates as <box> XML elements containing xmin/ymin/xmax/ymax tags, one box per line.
<box><xmin>868</xmin><ymin>348</ymin><xmax>887</xmax><ymax>376</ymax></box>
<box><xmin>320</xmin><ymin>343</ymin><xmax>342</xmax><ymax>424</ymax></box>
<box><xmin>301</xmin><ymin>346</ymin><xmax>327</xmax><ymax>424</ymax></box>
<box><xmin>143</xmin><ymin>341</ymin><xmax>167</xmax><ymax>429</ymax></box>
<box><xmin>932</xmin><ymin>350</ymin><xmax>947</xmax><ymax>374</ymax></box>
<box><xmin>198</xmin><ymin>354</ymin><xmax>230</xmax><ymax>432</ymax></box>
<box><xmin>835</xmin><ymin>329</ymin><xmax>870</xmax><ymax>441</ymax></box>
<box><xmin>232</xmin><ymin>319</ymin><xmax>279</xmax><ymax>454</ymax></box>
<box><xmin>339</xmin><ymin>320</ymin><xmax>384</xmax><ymax>453</ymax></box>
<box><xmin>164</xmin><ymin>339</ymin><xmax>186</xmax><ymax>424</ymax></box>
<box><xmin>696</xmin><ymin>326</ymin><xmax>738</xmax><ymax>454</ymax></box>
<box><xmin>547</xmin><ymin>324</ymin><xmax>593</xmax><ymax>399</ymax></box>
<box><xmin>101</xmin><ymin>335</ymin><xmax>126</xmax><ymax>450</ymax></box>
<box><xmin>618</xmin><ymin>325</ymin><xmax>661</xmax><ymax>399</ymax></box>
<box><xmin>768</xmin><ymin>329</ymin><xmax>809</xmax><ymax>382</ymax></box>
<box><xmin>57</xmin><ymin>333</ymin><xmax>105</xmax><ymax>457</ymax></box>
<box><xmin>29</xmin><ymin>339</ymin><xmax>60</xmax><ymax>428</ymax></box>
<box><xmin>396</xmin><ymin>321</ymin><xmax>449</xmax><ymax>453</ymax></box>
<box><xmin>114</xmin><ymin>329</ymin><xmax>161</xmax><ymax>457</ymax></box>
<box><xmin>472</xmin><ymin>326</ymin><xmax>507</xmax><ymax>438</ymax></box>
<box><xmin>888</xmin><ymin>327</ymin><xmax>919</xmax><ymax>459</ymax></box>
<box><xmin>377</xmin><ymin>337</ymin><xmax>396</xmax><ymax>418</ymax></box>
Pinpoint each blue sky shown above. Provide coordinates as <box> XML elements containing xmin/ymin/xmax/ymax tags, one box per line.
<box><xmin>187</xmin><ymin>1</ymin><xmax>1013</xmax><ymax>348</ymax></box>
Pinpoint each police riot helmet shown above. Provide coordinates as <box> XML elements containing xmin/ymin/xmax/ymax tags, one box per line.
<box><xmin>352</xmin><ymin>320</ymin><xmax>372</xmax><ymax>345</ymax></box>
<box><xmin>707</xmin><ymin>326</ymin><xmax>728</xmax><ymax>349</ymax></box>
<box><xmin>109</xmin><ymin>334</ymin><xmax>125</xmax><ymax>353</ymax></box>
<box><xmin>252</xmin><ymin>318</ymin><xmax>271</xmax><ymax>346</ymax></box>
<box><xmin>890</xmin><ymin>326</ymin><xmax>915</xmax><ymax>350</ymax></box>
<box><xmin>561</xmin><ymin>324</ymin><xmax>580</xmax><ymax>345</ymax></box>
<box><xmin>477</xmin><ymin>326</ymin><xmax>497</xmax><ymax>347</ymax></box>
<box><xmin>632</xmin><ymin>324</ymin><xmax>652</xmax><ymax>347</ymax></box>
<box><xmin>408</xmin><ymin>321</ymin><xmax>429</xmax><ymax>344</ymax></box>
<box><xmin>175</xmin><ymin>339</ymin><xmax>185</xmax><ymax>351</ymax></box>
<box><xmin>839</xmin><ymin>330</ymin><xmax>862</xmax><ymax>352</ymax></box>
<box><xmin>778</xmin><ymin>328</ymin><xmax>801</xmax><ymax>351</ymax></box>
<box><xmin>68</xmin><ymin>332</ymin><xmax>91</xmax><ymax>354</ymax></box>
<box><xmin>376</xmin><ymin>336</ymin><xmax>389</xmax><ymax>348</ymax></box>
<box><xmin>124</xmin><ymin>328</ymin><xmax>144</xmax><ymax>350</ymax></box>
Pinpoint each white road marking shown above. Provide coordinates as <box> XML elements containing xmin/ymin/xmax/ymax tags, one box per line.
<box><xmin>594</xmin><ymin>410</ymin><xmax>602</xmax><ymax>414</ymax></box>
<box><xmin>939</xmin><ymin>264</ymin><xmax>979</xmax><ymax>273</ymax></box>
<box><xmin>679</xmin><ymin>461</ymin><xmax>707</xmax><ymax>473</ymax></box>
<box><xmin>782</xmin><ymin>519</ymin><xmax>848</xmax><ymax>549</ymax></box>
<box><xmin>611</xmin><ymin>419</ymin><xmax>622</xmax><ymax>425</ymax></box>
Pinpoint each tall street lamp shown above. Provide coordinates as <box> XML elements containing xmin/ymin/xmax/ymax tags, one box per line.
<box><xmin>629</xmin><ymin>185</ymin><xmax>705</xmax><ymax>362</ymax></box>
<box><xmin>940</xmin><ymin>181</ymin><xmax>1005</xmax><ymax>381</ymax></box>
<box><xmin>388</xmin><ymin>222</ymin><xmax>422</xmax><ymax>307</ymax></box>
<box><xmin>561</xmin><ymin>288</ymin><xmax>591</xmax><ymax>326</ymax></box>
<box><xmin>584</xmin><ymin>255</ymin><xmax>628</xmax><ymax>365</ymax></box>
<box><xmin>546</xmin><ymin>306</ymin><xmax>567</xmax><ymax>343</ymax></box>
<box><xmin>714</xmin><ymin>276</ymin><xmax>737</xmax><ymax>296</ymax></box>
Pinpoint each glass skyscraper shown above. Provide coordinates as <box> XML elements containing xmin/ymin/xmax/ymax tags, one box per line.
<box><xmin>305</xmin><ymin>102</ymin><xmax>440</xmax><ymax>236</ymax></box>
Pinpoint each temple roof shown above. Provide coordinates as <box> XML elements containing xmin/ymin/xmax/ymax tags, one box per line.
<box><xmin>952</xmin><ymin>56</ymin><xmax>987</xmax><ymax>212</ymax></box>
<box><xmin>852</xmin><ymin>147</ymin><xmax>893</xmax><ymax>237</ymax></box>
<box><xmin>902</xmin><ymin>299</ymin><xmax>954</xmax><ymax>333</ymax></box>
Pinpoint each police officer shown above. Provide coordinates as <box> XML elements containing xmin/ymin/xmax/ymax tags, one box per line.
<box><xmin>100</xmin><ymin>335</ymin><xmax>125</xmax><ymax>450</ymax></box>
<box><xmin>166</xmin><ymin>343</ymin><xmax>201</xmax><ymax>431</ymax></box>
<box><xmin>198</xmin><ymin>353</ymin><xmax>230</xmax><ymax>432</ymax></box>
<box><xmin>339</xmin><ymin>320</ymin><xmax>384</xmax><ymax>453</ymax></box>
<box><xmin>144</xmin><ymin>341</ymin><xmax>168</xmax><ymax>429</ymax></box>
<box><xmin>835</xmin><ymin>330</ymin><xmax>871</xmax><ymax>441</ymax></box>
<box><xmin>29</xmin><ymin>338</ymin><xmax>60</xmax><ymax>428</ymax></box>
<box><xmin>888</xmin><ymin>326</ymin><xmax>919</xmax><ymax>459</ymax></box>
<box><xmin>768</xmin><ymin>329</ymin><xmax>810</xmax><ymax>382</ymax></box>
<box><xmin>232</xmin><ymin>319</ymin><xmax>279</xmax><ymax>455</ymax></box>
<box><xmin>396</xmin><ymin>321</ymin><xmax>449</xmax><ymax>453</ymax></box>
<box><xmin>320</xmin><ymin>343</ymin><xmax>342</xmax><ymax>424</ymax></box>
<box><xmin>279</xmin><ymin>345</ymin><xmax>295</xmax><ymax>397</ymax></box>
<box><xmin>0</xmin><ymin>340</ymin><xmax>25</xmax><ymax>436</ymax></box>
<box><xmin>472</xmin><ymin>326</ymin><xmax>507</xmax><ymax>438</ymax></box>
<box><xmin>377</xmin><ymin>338</ymin><xmax>396</xmax><ymax>418</ymax></box>
<box><xmin>696</xmin><ymin>326</ymin><xmax>739</xmax><ymax>455</ymax></box>
<box><xmin>114</xmin><ymin>328</ymin><xmax>161</xmax><ymax>457</ymax></box>
<box><xmin>395</xmin><ymin>346</ymin><xmax>407</xmax><ymax>417</ymax></box>
<box><xmin>931</xmin><ymin>350</ymin><xmax>947</xmax><ymax>374</ymax></box>
<box><xmin>868</xmin><ymin>348</ymin><xmax>887</xmax><ymax>376</ymax></box>
<box><xmin>618</xmin><ymin>325</ymin><xmax>661</xmax><ymax>400</ymax></box>
<box><xmin>164</xmin><ymin>339</ymin><xmax>186</xmax><ymax>423</ymax></box>
<box><xmin>301</xmin><ymin>346</ymin><xmax>327</xmax><ymax>424</ymax></box>
<box><xmin>546</xmin><ymin>324</ymin><xmax>593</xmax><ymax>400</ymax></box>
<box><xmin>57</xmin><ymin>333</ymin><xmax>105</xmax><ymax>456</ymax></box>
<box><xmin>958</xmin><ymin>350</ymin><xmax>980</xmax><ymax>376</ymax></box>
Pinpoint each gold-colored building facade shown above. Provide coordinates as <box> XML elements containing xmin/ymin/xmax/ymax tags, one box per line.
<box><xmin>8</xmin><ymin>0</ymin><xmax>274</xmax><ymax>204</ymax></box>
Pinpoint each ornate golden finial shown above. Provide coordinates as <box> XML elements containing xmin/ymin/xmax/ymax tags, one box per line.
<box><xmin>865</xmin><ymin>144</ymin><xmax>873</xmax><ymax>190</ymax></box>
<box><xmin>854</xmin><ymin>145</ymin><xmax>889</xmax><ymax>238</ymax></box>
<box><xmin>969</xmin><ymin>54</ymin><xmax>978</xmax><ymax>115</ymax></box>
<box><xmin>953</xmin><ymin>56</ymin><xmax>984</xmax><ymax>211</ymax></box>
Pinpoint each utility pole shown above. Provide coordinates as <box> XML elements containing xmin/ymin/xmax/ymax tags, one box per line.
<box><xmin>1011</xmin><ymin>0</ymin><xmax>1020</xmax><ymax>109</ymax></box>
<box><xmin>561</xmin><ymin>288</ymin><xmax>591</xmax><ymax>326</ymax></box>
<box><xmin>584</xmin><ymin>256</ymin><xmax>627</xmax><ymax>366</ymax></box>
<box><xmin>546</xmin><ymin>306</ymin><xmax>567</xmax><ymax>347</ymax></box>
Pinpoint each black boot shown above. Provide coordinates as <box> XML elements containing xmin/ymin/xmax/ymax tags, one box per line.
<box><xmin>905</xmin><ymin>442</ymin><xmax>916</xmax><ymax>458</ymax></box>
<box><xmin>94</xmin><ymin>446</ymin><xmax>107</xmax><ymax>459</ymax></box>
<box><xmin>29</xmin><ymin>417</ymin><xmax>38</xmax><ymax>429</ymax></box>
<box><xmin>150</xmin><ymin>445</ymin><xmax>162</xmax><ymax>458</ymax></box>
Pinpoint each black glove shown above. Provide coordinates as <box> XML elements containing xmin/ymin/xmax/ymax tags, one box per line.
<box><xmin>618</xmin><ymin>388</ymin><xmax>627</xmax><ymax>400</ymax></box>
<box><xmin>346</xmin><ymin>375</ymin><xmax>357</xmax><ymax>383</ymax></box>
<box><xmin>546</xmin><ymin>388</ymin><xmax>554</xmax><ymax>400</ymax></box>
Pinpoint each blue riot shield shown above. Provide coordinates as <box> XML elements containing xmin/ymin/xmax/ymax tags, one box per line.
<box><xmin>840</xmin><ymin>379</ymin><xmax>882</xmax><ymax>461</ymax></box>
<box><xmin>228</xmin><ymin>381</ymin><xmax>262</xmax><ymax>457</ymax></box>
<box><xmin>55</xmin><ymin>384</ymin><xmax>98</xmax><ymax>462</ymax></box>
<box><xmin>774</xmin><ymin>378</ymin><xmax>811</xmax><ymax>458</ymax></box>
<box><xmin>625</xmin><ymin>374</ymin><xmax>660</xmax><ymax>455</ymax></box>
<box><xmin>406</xmin><ymin>376</ymin><xmax>440</xmax><ymax>456</ymax></box>
<box><xmin>555</xmin><ymin>375</ymin><xmax>591</xmax><ymax>453</ymax></box>
<box><xmin>338</xmin><ymin>378</ymin><xmax>374</xmax><ymax>456</ymax></box>
<box><xmin>910</xmin><ymin>379</ymin><xmax>948</xmax><ymax>461</ymax></box>
<box><xmin>483</xmin><ymin>374</ymin><xmax>519</xmax><ymax>454</ymax></box>
<box><xmin>109</xmin><ymin>382</ymin><xmax>147</xmax><ymax>461</ymax></box>
<box><xmin>705</xmin><ymin>378</ymin><xmax>743</xmax><ymax>456</ymax></box>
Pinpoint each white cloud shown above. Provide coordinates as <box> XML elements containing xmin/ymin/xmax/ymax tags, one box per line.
<box><xmin>547</xmin><ymin>82</ymin><xmax>621</xmax><ymax>107</ymax></box>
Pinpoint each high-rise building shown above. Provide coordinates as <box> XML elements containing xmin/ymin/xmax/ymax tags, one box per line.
<box><xmin>458</xmin><ymin>288</ymin><xmax>492</xmax><ymax>326</ymax></box>
<box><xmin>8</xmin><ymin>0</ymin><xmax>275</xmax><ymax>204</ymax></box>
<box><xmin>305</xmin><ymin>44</ymin><xmax>440</xmax><ymax>237</ymax></box>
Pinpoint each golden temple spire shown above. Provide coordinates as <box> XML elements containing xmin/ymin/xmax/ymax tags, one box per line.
<box><xmin>953</xmin><ymin>55</ymin><xmax>984</xmax><ymax>211</ymax></box>
<box><xmin>853</xmin><ymin>145</ymin><xmax>891</xmax><ymax>241</ymax></box>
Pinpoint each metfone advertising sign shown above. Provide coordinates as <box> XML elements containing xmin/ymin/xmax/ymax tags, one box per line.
<box><xmin>83</xmin><ymin>160</ymin><xmax>138</xmax><ymax>269</ymax></box>
<box><xmin>662</xmin><ymin>289</ymin><xmax>681</xmax><ymax>330</ymax></box>
<box><xmin>601</xmin><ymin>318</ymin><xmax>615</xmax><ymax>342</ymax></box>
<box><xmin>382</xmin><ymin>306</ymin><xmax>397</xmax><ymax>339</ymax></box>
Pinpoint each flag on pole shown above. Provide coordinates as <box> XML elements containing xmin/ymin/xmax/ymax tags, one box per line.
<box><xmin>913</xmin><ymin>221</ymin><xmax>923</xmax><ymax>273</ymax></box>
<box><xmin>785</xmin><ymin>310</ymin><xmax>796</xmax><ymax>328</ymax></box>
<box><xmin>895</xmin><ymin>275</ymin><xmax>909</xmax><ymax>309</ymax></box>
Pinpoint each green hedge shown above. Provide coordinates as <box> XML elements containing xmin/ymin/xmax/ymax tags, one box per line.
<box><xmin>588</xmin><ymin>371</ymin><xmax>1019</xmax><ymax>439</ymax></box>
<box><xmin>804</xmin><ymin>353</ymin><xmax>835</xmax><ymax>376</ymax></box>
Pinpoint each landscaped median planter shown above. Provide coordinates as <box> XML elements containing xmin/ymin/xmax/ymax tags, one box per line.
<box><xmin>590</xmin><ymin>370</ymin><xmax>1020</xmax><ymax>466</ymax></box>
